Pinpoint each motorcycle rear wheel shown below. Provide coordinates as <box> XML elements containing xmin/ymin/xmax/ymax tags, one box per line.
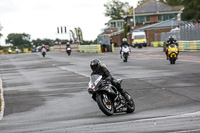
<box><xmin>96</xmin><ymin>92</ymin><xmax>114</xmax><ymax>116</ymax></box>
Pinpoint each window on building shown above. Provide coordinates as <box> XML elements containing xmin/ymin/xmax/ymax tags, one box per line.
<box><xmin>117</xmin><ymin>22</ymin><xmax>122</xmax><ymax>27</ymax></box>
<box><xmin>135</xmin><ymin>16</ymin><xmax>150</xmax><ymax>23</ymax></box>
<box><xmin>136</xmin><ymin>16</ymin><xmax>139</xmax><ymax>23</ymax></box>
<box><xmin>158</xmin><ymin>15</ymin><xmax>162</xmax><ymax>21</ymax></box>
<box><xmin>110</xmin><ymin>22</ymin><xmax>116</xmax><ymax>27</ymax></box>
<box><xmin>127</xmin><ymin>18</ymin><xmax>130</xmax><ymax>25</ymax></box>
<box><xmin>146</xmin><ymin>16</ymin><xmax>150</xmax><ymax>22</ymax></box>
<box><xmin>163</xmin><ymin>14</ymin><xmax>169</xmax><ymax>21</ymax></box>
<box><xmin>140</xmin><ymin>16</ymin><xmax>145</xmax><ymax>23</ymax></box>
<box><xmin>169</xmin><ymin>14</ymin><xmax>175</xmax><ymax>19</ymax></box>
<box><xmin>158</xmin><ymin>14</ymin><xmax>176</xmax><ymax>21</ymax></box>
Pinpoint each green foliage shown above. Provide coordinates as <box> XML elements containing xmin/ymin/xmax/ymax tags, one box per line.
<box><xmin>19</xmin><ymin>45</ymin><xmax>24</xmax><ymax>52</ymax></box>
<box><xmin>138</xmin><ymin>0</ymin><xmax>183</xmax><ymax>6</ymax></box>
<box><xmin>162</xmin><ymin>0</ymin><xmax>183</xmax><ymax>6</ymax></box>
<box><xmin>0</xmin><ymin>24</ymin><xmax>2</xmax><ymax>38</ymax></box>
<box><xmin>0</xmin><ymin>33</ymin><xmax>2</xmax><ymax>38</ymax></box>
<box><xmin>32</xmin><ymin>38</ymin><xmax>54</xmax><ymax>47</ymax></box>
<box><xmin>137</xmin><ymin>0</ymin><xmax>147</xmax><ymax>6</ymax></box>
<box><xmin>6</xmin><ymin>33</ymin><xmax>31</xmax><ymax>48</ymax></box>
<box><xmin>181</xmin><ymin>0</ymin><xmax>200</xmax><ymax>21</ymax></box>
<box><xmin>124</xmin><ymin>25</ymin><xmax>130</xmax><ymax>38</ymax></box>
<box><xmin>104</xmin><ymin>0</ymin><xmax>131</xmax><ymax>19</ymax></box>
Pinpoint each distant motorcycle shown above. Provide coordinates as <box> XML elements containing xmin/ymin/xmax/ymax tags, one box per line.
<box><xmin>121</xmin><ymin>45</ymin><xmax>131</xmax><ymax>62</ymax></box>
<box><xmin>88</xmin><ymin>74</ymin><xmax>135</xmax><ymax>116</ymax></box>
<box><xmin>66</xmin><ymin>47</ymin><xmax>71</xmax><ymax>56</ymax></box>
<box><xmin>168</xmin><ymin>44</ymin><xmax>178</xmax><ymax>64</ymax></box>
<box><xmin>41</xmin><ymin>48</ymin><xmax>46</xmax><ymax>57</ymax></box>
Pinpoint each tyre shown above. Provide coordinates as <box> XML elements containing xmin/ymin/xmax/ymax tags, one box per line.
<box><xmin>67</xmin><ymin>51</ymin><xmax>71</xmax><ymax>56</ymax></box>
<box><xmin>138</xmin><ymin>45</ymin><xmax>142</xmax><ymax>49</ymax></box>
<box><xmin>125</xmin><ymin>92</ymin><xmax>135</xmax><ymax>113</ymax></box>
<box><xmin>123</xmin><ymin>54</ymin><xmax>128</xmax><ymax>62</ymax></box>
<box><xmin>96</xmin><ymin>92</ymin><xmax>114</xmax><ymax>116</ymax></box>
<box><xmin>173</xmin><ymin>58</ymin><xmax>176</xmax><ymax>64</ymax></box>
<box><xmin>170</xmin><ymin>59</ymin><xmax>173</xmax><ymax>64</ymax></box>
<box><xmin>172</xmin><ymin>56</ymin><xmax>176</xmax><ymax>64</ymax></box>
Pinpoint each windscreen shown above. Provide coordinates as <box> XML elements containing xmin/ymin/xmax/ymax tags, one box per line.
<box><xmin>90</xmin><ymin>74</ymin><xmax>102</xmax><ymax>84</ymax></box>
<box><xmin>135</xmin><ymin>35</ymin><xmax>145</xmax><ymax>39</ymax></box>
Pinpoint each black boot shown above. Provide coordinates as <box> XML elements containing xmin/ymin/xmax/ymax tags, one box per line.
<box><xmin>121</xmin><ymin>90</ymin><xmax>131</xmax><ymax>104</ymax></box>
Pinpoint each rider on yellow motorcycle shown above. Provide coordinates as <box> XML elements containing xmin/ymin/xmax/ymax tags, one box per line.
<box><xmin>166</xmin><ymin>36</ymin><xmax>179</xmax><ymax>60</ymax></box>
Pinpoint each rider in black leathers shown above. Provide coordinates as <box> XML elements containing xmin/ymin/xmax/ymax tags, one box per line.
<box><xmin>90</xmin><ymin>59</ymin><xmax>130</xmax><ymax>103</ymax></box>
<box><xmin>166</xmin><ymin>36</ymin><xmax>179</xmax><ymax>60</ymax></box>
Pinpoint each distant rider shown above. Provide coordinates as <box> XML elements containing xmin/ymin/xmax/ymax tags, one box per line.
<box><xmin>41</xmin><ymin>44</ymin><xmax>46</xmax><ymax>50</ymax></box>
<box><xmin>166</xmin><ymin>36</ymin><xmax>179</xmax><ymax>60</ymax></box>
<box><xmin>90</xmin><ymin>59</ymin><xmax>131</xmax><ymax>103</ymax></box>
<box><xmin>15</xmin><ymin>47</ymin><xmax>19</xmax><ymax>54</ymax></box>
<box><xmin>66</xmin><ymin>42</ymin><xmax>71</xmax><ymax>51</ymax></box>
<box><xmin>120</xmin><ymin>38</ymin><xmax>130</xmax><ymax>58</ymax></box>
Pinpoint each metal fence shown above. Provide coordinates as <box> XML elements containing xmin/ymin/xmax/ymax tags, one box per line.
<box><xmin>97</xmin><ymin>34</ymin><xmax>110</xmax><ymax>45</ymax></box>
<box><xmin>155</xmin><ymin>23</ymin><xmax>200</xmax><ymax>42</ymax></box>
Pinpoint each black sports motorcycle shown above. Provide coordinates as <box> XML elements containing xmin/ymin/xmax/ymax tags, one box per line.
<box><xmin>87</xmin><ymin>74</ymin><xmax>135</xmax><ymax>116</ymax></box>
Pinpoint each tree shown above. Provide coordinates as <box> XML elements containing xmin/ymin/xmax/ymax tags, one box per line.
<box><xmin>6</xmin><ymin>33</ymin><xmax>31</xmax><ymax>47</ymax></box>
<box><xmin>0</xmin><ymin>24</ymin><xmax>3</xmax><ymax>38</ymax></box>
<box><xmin>181</xmin><ymin>0</ymin><xmax>200</xmax><ymax>21</ymax></box>
<box><xmin>32</xmin><ymin>38</ymin><xmax>54</xmax><ymax>47</ymax></box>
<box><xmin>138</xmin><ymin>0</ymin><xmax>183</xmax><ymax>6</ymax></box>
<box><xmin>137</xmin><ymin>0</ymin><xmax>147</xmax><ymax>6</ymax></box>
<box><xmin>104</xmin><ymin>0</ymin><xmax>131</xmax><ymax>19</ymax></box>
<box><xmin>161</xmin><ymin>0</ymin><xmax>183</xmax><ymax>6</ymax></box>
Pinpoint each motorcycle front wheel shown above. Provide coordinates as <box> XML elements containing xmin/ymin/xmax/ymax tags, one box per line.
<box><xmin>123</xmin><ymin>54</ymin><xmax>128</xmax><ymax>62</ymax></box>
<box><xmin>96</xmin><ymin>92</ymin><xmax>114</xmax><ymax>116</ymax></box>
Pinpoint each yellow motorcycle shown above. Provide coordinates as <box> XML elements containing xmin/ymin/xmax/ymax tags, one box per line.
<box><xmin>168</xmin><ymin>44</ymin><xmax>178</xmax><ymax>64</ymax></box>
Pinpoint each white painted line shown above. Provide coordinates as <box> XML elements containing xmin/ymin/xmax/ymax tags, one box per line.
<box><xmin>59</xmin><ymin>66</ymin><xmax>89</xmax><ymax>77</ymax></box>
<box><xmin>0</xmin><ymin>78</ymin><xmax>5</xmax><ymax>120</ymax></box>
<box><xmin>168</xmin><ymin>129</ymin><xmax>200</xmax><ymax>133</ymax></box>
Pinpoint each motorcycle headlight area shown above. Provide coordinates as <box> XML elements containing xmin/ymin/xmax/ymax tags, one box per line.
<box><xmin>170</xmin><ymin>49</ymin><xmax>177</xmax><ymax>52</ymax></box>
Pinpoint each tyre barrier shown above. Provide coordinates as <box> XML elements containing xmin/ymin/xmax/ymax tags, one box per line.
<box><xmin>78</xmin><ymin>45</ymin><xmax>102</xmax><ymax>53</ymax></box>
<box><xmin>151</xmin><ymin>41</ymin><xmax>200</xmax><ymax>52</ymax></box>
<box><xmin>78</xmin><ymin>44</ymin><xmax>114</xmax><ymax>53</ymax></box>
<box><xmin>151</xmin><ymin>41</ymin><xmax>165</xmax><ymax>47</ymax></box>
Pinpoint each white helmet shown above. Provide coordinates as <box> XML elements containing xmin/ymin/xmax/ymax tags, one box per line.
<box><xmin>122</xmin><ymin>38</ymin><xmax>127</xmax><ymax>42</ymax></box>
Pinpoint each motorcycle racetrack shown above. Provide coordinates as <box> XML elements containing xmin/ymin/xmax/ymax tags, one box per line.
<box><xmin>0</xmin><ymin>47</ymin><xmax>200</xmax><ymax>133</ymax></box>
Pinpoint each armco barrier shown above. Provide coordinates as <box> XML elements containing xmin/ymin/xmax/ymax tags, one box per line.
<box><xmin>151</xmin><ymin>41</ymin><xmax>200</xmax><ymax>52</ymax></box>
<box><xmin>78</xmin><ymin>45</ymin><xmax>102</xmax><ymax>53</ymax></box>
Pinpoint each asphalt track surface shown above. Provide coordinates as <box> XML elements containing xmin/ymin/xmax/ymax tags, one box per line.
<box><xmin>0</xmin><ymin>47</ymin><xmax>200</xmax><ymax>133</ymax></box>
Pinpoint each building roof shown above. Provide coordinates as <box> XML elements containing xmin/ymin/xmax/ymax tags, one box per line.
<box><xmin>134</xmin><ymin>19</ymin><xmax>185</xmax><ymax>31</ymax></box>
<box><xmin>135</xmin><ymin>0</ymin><xmax>183</xmax><ymax>14</ymax></box>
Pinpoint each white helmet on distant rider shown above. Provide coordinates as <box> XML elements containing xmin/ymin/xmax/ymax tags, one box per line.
<box><xmin>122</xmin><ymin>38</ymin><xmax>127</xmax><ymax>42</ymax></box>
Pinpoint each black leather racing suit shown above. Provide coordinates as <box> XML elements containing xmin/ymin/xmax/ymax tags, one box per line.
<box><xmin>91</xmin><ymin>66</ymin><xmax>127</xmax><ymax>97</ymax></box>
